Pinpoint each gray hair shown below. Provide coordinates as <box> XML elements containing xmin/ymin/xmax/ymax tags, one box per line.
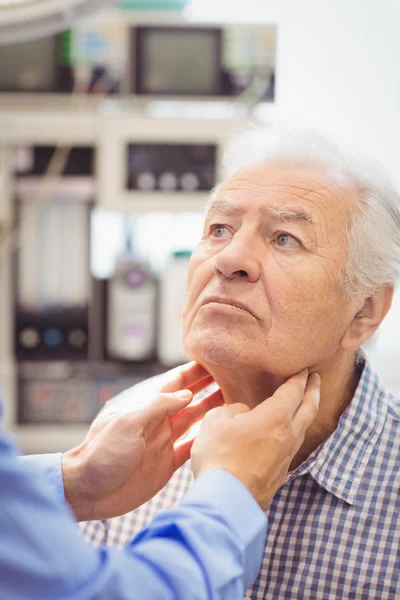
<box><xmin>216</xmin><ymin>125</ymin><xmax>400</xmax><ymax>298</ymax></box>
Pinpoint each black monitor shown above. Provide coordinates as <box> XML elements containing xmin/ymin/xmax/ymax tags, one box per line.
<box><xmin>0</xmin><ymin>36</ymin><xmax>60</xmax><ymax>92</ymax></box>
<box><xmin>134</xmin><ymin>26</ymin><xmax>222</xmax><ymax>96</ymax></box>
<box><xmin>0</xmin><ymin>32</ymin><xmax>119</xmax><ymax>94</ymax></box>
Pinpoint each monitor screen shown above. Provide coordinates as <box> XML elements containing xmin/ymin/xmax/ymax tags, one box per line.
<box><xmin>135</xmin><ymin>27</ymin><xmax>221</xmax><ymax>95</ymax></box>
<box><xmin>0</xmin><ymin>37</ymin><xmax>58</xmax><ymax>92</ymax></box>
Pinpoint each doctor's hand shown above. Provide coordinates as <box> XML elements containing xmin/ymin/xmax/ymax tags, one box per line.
<box><xmin>62</xmin><ymin>362</ymin><xmax>221</xmax><ymax>521</ymax></box>
<box><xmin>191</xmin><ymin>371</ymin><xmax>320</xmax><ymax>510</ymax></box>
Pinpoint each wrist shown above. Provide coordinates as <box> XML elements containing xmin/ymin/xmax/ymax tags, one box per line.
<box><xmin>62</xmin><ymin>448</ymin><xmax>92</xmax><ymax>521</ymax></box>
<box><xmin>193</xmin><ymin>462</ymin><xmax>265</xmax><ymax>509</ymax></box>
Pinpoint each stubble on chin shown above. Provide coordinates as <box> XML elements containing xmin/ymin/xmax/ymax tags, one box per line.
<box><xmin>184</xmin><ymin>329</ymin><xmax>249</xmax><ymax>370</ymax></box>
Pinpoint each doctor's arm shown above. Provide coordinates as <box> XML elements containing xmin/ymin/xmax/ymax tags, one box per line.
<box><xmin>2</xmin><ymin>430</ymin><xmax>266</xmax><ymax>600</ymax></box>
<box><xmin>3</xmin><ymin>367</ymin><xmax>319</xmax><ymax>599</ymax></box>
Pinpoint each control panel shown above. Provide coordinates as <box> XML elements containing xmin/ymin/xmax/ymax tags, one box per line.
<box><xmin>126</xmin><ymin>143</ymin><xmax>216</xmax><ymax>192</ymax></box>
<box><xmin>97</xmin><ymin>115</ymin><xmax>243</xmax><ymax>213</ymax></box>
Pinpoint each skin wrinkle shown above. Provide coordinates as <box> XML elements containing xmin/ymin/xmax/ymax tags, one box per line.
<box><xmin>208</xmin><ymin>185</ymin><xmax>339</xmax><ymax>248</ymax></box>
<box><xmin>208</xmin><ymin>199</ymin><xmax>315</xmax><ymax>226</ymax></box>
<box><xmin>182</xmin><ymin>161</ymin><xmax>392</xmax><ymax>471</ymax></box>
<box><xmin>213</xmin><ymin>183</ymin><xmax>348</xmax><ymax>253</ymax></box>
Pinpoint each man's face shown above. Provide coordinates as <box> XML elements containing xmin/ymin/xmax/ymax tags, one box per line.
<box><xmin>182</xmin><ymin>161</ymin><xmax>361</xmax><ymax>377</ymax></box>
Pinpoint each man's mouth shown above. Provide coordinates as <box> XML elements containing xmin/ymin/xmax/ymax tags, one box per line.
<box><xmin>201</xmin><ymin>296</ymin><xmax>256</xmax><ymax>318</ymax></box>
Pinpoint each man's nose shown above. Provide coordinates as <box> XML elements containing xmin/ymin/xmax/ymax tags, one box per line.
<box><xmin>212</xmin><ymin>234</ymin><xmax>261</xmax><ymax>283</ymax></box>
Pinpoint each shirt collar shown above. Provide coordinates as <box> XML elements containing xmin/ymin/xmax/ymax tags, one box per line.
<box><xmin>286</xmin><ymin>352</ymin><xmax>388</xmax><ymax>505</ymax></box>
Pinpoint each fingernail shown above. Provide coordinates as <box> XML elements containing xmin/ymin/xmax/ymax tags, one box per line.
<box><xmin>311</xmin><ymin>373</ymin><xmax>321</xmax><ymax>385</ymax></box>
<box><xmin>178</xmin><ymin>390</ymin><xmax>192</xmax><ymax>400</ymax></box>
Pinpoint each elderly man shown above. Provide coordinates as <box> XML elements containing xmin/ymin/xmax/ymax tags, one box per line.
<box><xmin>81</xmin><ymin>127</ymin><xmax>400</xmax><ymax>598</ymax></box>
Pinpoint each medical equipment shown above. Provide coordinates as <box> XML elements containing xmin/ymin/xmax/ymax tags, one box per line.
<box><xmin>97</xmin><ymin>115</ymin><xmax>241</xmax><ymax>213</ymax></box>
<box><xmin>107</xmin><ymin>257</ymin><xmax>157</xmax><ymax>361</ymax></box>
<box><xmin>0</xmin><ymin>11</ymin><xmax>276</xmax><ymax>104</ymax></box>
<box><xmin>14</xmin><ymin>145</ymin><xmax>93</xmax><ymax>361</ymax></box>
<box><xmin>158</xmin><ymin>250</ymin><xmax>191</xmax><ymax>366</ymax></box>
<box><xmin>131</xmin><ymin>24</ymin><xmax>276</xmax><ymax>100</ymax></box>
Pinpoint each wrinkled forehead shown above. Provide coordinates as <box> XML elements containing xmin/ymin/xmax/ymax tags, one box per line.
<box><xmin>207</xmin><ymin>161</ymin><xmax>358</xmax><ymax>225</ymax></box>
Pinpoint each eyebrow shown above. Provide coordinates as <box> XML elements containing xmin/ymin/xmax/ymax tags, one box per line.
<box><xmin>208</xmin><ymin>199</ymin><xmax>315</xmax><ymax>225</ymax></box>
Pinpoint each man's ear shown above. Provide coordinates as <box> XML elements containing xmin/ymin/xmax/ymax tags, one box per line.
<box><xmin>341</xmin><ymin>284</ymin><xmax>394</xmax><ymax>351</ymax></box>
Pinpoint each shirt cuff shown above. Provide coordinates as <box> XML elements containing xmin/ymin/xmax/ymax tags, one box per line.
<box><xmin>181</xmin><ymin>469</ymin><xmax>268</xmax><ymax>590</ymax></box>
<box><xmin>19</xmin><ymin>453</ymin><xmax>65</xmax><ymax>501</ymax></box>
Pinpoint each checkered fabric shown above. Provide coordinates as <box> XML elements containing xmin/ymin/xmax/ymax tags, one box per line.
<box><xmin>79</xmin><ymin>356</ymin><xmax>400</xmax><ymax>599</ymax></box>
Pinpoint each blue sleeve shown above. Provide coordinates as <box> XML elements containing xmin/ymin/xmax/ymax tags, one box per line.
<box><xmin>19</xmin><ymin>452</ymin><xmax>64</xmax><ymax>501</ymax></box>
<box><xmin>0</xmin><ymin>430</ymin><xmax>267</xmax><ymax>599</ymax></box>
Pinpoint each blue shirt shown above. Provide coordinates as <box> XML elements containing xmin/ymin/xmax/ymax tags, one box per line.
<box><xmin>81</xmin><ymin>354</ymin><xmax>400</xmax><ymax>598</ymax></box>
<box><xmin>0</xmin><ymin>419</ymin><xmax>267</xmax><ymax>599</ymax></box>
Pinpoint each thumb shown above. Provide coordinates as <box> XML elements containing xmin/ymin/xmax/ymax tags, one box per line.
<box><xmin>141</xmin><ymin>390</ymin><xmax>193</xmax><ymax>423</ymax></box>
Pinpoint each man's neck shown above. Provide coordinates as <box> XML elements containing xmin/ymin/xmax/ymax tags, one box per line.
<box><xmin>203</xmin><ymin>350</ymin><xmax>362</xmax><ymax>471</ymax></box>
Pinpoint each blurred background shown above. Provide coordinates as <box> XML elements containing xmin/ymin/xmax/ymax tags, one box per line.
<box><xmin>0</xmin><ymin>0</ymin><xmax>399</xmax><ymax>454</ymax></box>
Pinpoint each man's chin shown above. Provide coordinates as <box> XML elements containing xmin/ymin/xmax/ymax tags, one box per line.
<box><xmin>184</xmin><ymin>333</ymin><xmax>252</xmax><ymax>370</ymax></box>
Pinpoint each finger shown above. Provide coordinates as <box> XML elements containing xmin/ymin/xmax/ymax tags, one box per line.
<box><xmin>201</xmin><ymin>403</ymin><xmax>249</xmax><ymax>424</ymax></box>
<box><xmin>174</xmin><ymin>437</ymin><xmax>195</xmax><ymax>469</ymax></box>
<box><xmin>170</xmin><ymin>389</ymin><xmax>224</xmax><ymax>442</ymax></box>
<box><xmin>292</xmin><ymin>373</ymin><xmax>321</xmax><ymax>437</ymax></box>
<box><xmin>252</xmin><ymin>369</ymin><xmax>308</xmax><ymax>419</ymax></box>
<box><xmin>160</xmin><ymin>362</ymin><xmax>211</xmax><ymax>394</ymax></box>
<box><xmin>140</xmin><ymin>390</ymin><xmax>193</xmax><ymax>423</ymax></box>
<box><xmin>186</xmin><ymin>374</ymin><xmax>215</xmax><ymax>396</ymax></box>
<box><xmin>225</xmin><ymin>403</ymin><xmax>251</xmax><ymax>417</ymax></box>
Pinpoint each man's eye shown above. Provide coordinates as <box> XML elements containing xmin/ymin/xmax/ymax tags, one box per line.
<box><xmin>275</xmin><ymin>233</ymin><xmax>301</xmax><ymax>249</ymax></box>
<box><xmin>210</xmin><ymin>225</ymin><xmax>231</xmax><ymax>239</ymax></box>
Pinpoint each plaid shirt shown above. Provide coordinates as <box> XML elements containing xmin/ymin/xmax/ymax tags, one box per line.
<box><xmin>79</xmin><ymin>356</ymin><xmax>400</xmax><ymax>599</ymax></box>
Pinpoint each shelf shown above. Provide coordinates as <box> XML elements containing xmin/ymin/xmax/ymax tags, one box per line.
<box><xmin>0</xmin><ymin>109</ymin><xmax>100</xmax><ymax>145</ymax></box>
